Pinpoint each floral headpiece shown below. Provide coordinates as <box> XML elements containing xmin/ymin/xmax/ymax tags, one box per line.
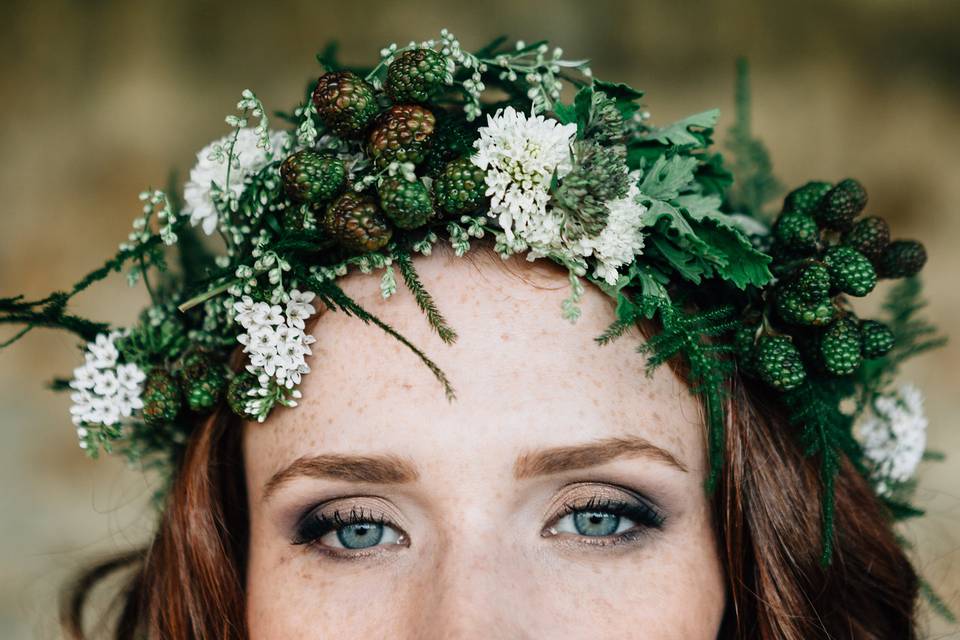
<box><xmin>0</xmin><ymin>33</ymin><xmax>947</xmax><ymax>580</ymax></box>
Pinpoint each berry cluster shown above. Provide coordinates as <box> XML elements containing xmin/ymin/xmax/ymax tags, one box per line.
<box><xmin>140</xmin><ymin>350</ymin><xmax>228</xmax><ymax>426</ymax></box>
<box><xmin>740</xmin><ymin>179</ymin><xmax>927</xmax><ymax>391</ymax></box>
<box><xmin>280</xmin><ymin>51</ymin><xmax>488</xmax><ymax>254</ymax></box>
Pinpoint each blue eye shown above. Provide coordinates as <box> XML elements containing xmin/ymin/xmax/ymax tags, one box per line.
<box><xmin>293</xmin><ymin>507</ymin><xmax>403</xmax><ymax>551</ymax></box>
<box><xmin>572</xmin><ymin>510</ymin><xmax>622</xmax><ymax>536</ymax></box>
<box><xmin>550</xmin><ymin>496</ymin><xmax>665</xmax><ymax>539</ymax></box>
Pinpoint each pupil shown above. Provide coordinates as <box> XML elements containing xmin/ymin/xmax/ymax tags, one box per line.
<box><xmin>573</xmin><ymin>510</ymin><xmax>619</xmax><ymax>536</ymax></box>
<box><xmin>337</xmin><ymin>522</ymin><xmax>384</xmax><ymax>549</ymax></box>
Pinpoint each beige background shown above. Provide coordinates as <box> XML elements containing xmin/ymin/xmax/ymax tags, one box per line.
<box><xmin>0</xmin><ymin>0</ymin><xmax>958</xmax><ymax>637</ymax></box>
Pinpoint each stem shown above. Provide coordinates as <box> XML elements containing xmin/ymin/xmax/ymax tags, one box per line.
<box><xmin>177</xmin><ymin>278</ymin><xmax>240</xmax><ymax>313</ymax></box>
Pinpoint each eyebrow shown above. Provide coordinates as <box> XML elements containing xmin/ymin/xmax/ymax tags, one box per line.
<box><xmin>513</xmin><ymin>436</ymin><xmax>688</xmax><ymax>479</ymax></box>
<box><xmin>263</xmin><ymin>453</ymin><xmax>419</xmax><ymax>501</ymax></box>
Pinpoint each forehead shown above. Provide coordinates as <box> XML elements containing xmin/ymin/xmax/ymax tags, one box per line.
<box><xmin>243</xmin><ymin>249</ymin><xmax>704</xmax><ymax>480</ymax></box>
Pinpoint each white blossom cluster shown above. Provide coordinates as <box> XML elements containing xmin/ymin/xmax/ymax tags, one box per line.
<box><xmin>574</xmin><ymin>180</ymin><xmax>647</xmax><ymax>285</ymax></box>
<box><xmin>473</xmin><ymin>106</ymin><xmax>577</xmax><ymax>246</ymax></box>
<box><xmin>233</xmin><ymin>290</ymin><xmax>318</xmax><ymax>420</ymax></box>
<box><xmin>856</xmin><ymin>383</ymin><xmax>928</xmax><ymax>496</ymax></box>
<box><xmin>69</xmin><ymin>331</ymin><xmax>146</xmax><ymax>448</ymax></box>
<box><xmin>473</xmin><ymin>107</ymin><xmax>648</xmax><ymax>286</ymax></box>
<box><xmin>184</xmin><ymin>127</ymin><xmax>289</xmax><ymax>235</ymax></box>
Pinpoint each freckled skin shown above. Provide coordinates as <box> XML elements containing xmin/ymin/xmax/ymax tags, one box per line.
<box><xmin>244</xmin><ymin>248</ymin><xmax>726</xmax><ymax>639</ymax></box>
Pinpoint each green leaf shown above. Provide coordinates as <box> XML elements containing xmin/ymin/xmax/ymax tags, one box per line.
<box><xmin>687</xmin><ymin>219</ymin><xmax>773</xmax><ymax>289</ymax></box>
<box><xmin>637</xmin><ymin>155</ymin><xmax>699</xmax><ymax>200</ymax></box>
<box><xmin>644</xmin><ymin>109</ymin><xmax>720</xmax><ymax>148</ymax></box>
<box><xmin>648</xmin><ymin>236</ymin><xmax>711</xmax><ymax>284</ymax></box>
<box><xmin>639</xmin><ymin>199</ymin><xmax>698</xmax><ymax>240</ymax></box>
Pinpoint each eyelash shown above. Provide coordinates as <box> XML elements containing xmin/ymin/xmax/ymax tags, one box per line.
<box><xmin>554</xmin><ymin>495</ymin><xmax>666</xmax><ymax>537</ymax></box>
<box><xmin>292</xmin><ymin>506</ymin><xmax>393</xmax><ymax>548</ymax></box>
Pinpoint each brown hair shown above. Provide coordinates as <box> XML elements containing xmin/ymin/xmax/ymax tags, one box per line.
<box><xmin>60</xmin><ymin>265</ymin><xmax>919</xmax><ymax>639</ymax></box>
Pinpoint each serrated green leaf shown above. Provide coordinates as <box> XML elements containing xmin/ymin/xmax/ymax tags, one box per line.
<box><xmin>648</xmin><ymin>236</ymin><xmax>712</xmax><ymax>284</ymax></box>
<box><xmin>644</xmin><ymin>109</ymin><xmax>720</xmax><ymax>147</ymax></box>
<box><xmin>637</xmin><ymin>155</ymin><xmax>699</xmax><ymax>200</ymax></box>
<box><xmin>687</xmin><ymin>219</ymin><xmax>772</xmax><ymax>289</ymax></box>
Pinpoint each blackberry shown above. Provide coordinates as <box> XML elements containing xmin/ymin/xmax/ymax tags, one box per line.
<box><xmin>877</xmin><ymin>240</ymin><xmax>927</xmax><ymax>279</ymax></box>
<box><xmin>378</xmin><ymin>177</ymin><xmax>435</xmax><ymax>229</ymax></box>
<box><xmin>773</xmin><ymin>210</ymin><xmax>819</xmax><ymax>252</ymax></box>
<box><xmin>422</xmin><ymin>109</ymin><xmax>479</xmax><ymax>177</ymax></box>
<box><xmin>322</xmin><ymin>191</ymin><xmax>393</xmax><ymax>252</ymax></box>
<box><xmin>386</xmin><ymin>48</ymin><xmax>449</xmax><ymax>103</ymax></box>
<box><xmin>227</xmin><ymin>372</ymin><xmax>261</xmax><ymax>421</ymax></box>
<box><xmin>280</xmin><ymin>150</ymin><xmax>347</xmax><ymax>205</ymax></box>
<box><xmin>820</xmin><ymin>318</ymin><xmax>862</xmax><ymax>376</ymax></box>
<box><xmin>815</xmin><ymin>178</ymin><xmax>867</xmax><ymax>231</ymax></box>
<box><xmin>795</xmin><ymin>263</ymin><xmax>832</xmax><ymax>302</ymax></box>
<box><xmin>433</xmin><ymin>157</ymin><xmax>488</xmax><ymax>215</ymax></box>
<box><xmin>843</xmin><ymin>216</ymin><xmax>890</xmax><ymax>261</ymax></box>
<box><xmin>141</xmin><ymin>368</ymin><xmax>181</xmax><ymax>426</ymax></box>
<box><xmin>784</xmin><ymin>181</ymin><xmax>832</xmax><ymax>216</ymax></box>
<box><xmin>775</xmin><ymin>283</ymin><xmax>836</xmax><ymax>326</ymax></box>
<box><xmin>368</xmin><ymin>104</ymin><xmax>436</xmax><ymax>169</ymax></box>
<box><xmin>178</xmin><ymin>351</ymin><xmax>227</xmax><ymax>413</ymax></box>
<box><xmin>756</xmin><ymin>335</ymin><xmax>807</xmax><ymax>391</ymax></box>
<box><xmin>860</xmin><ymin>320</ymin><xmax>895</xmax><ymax>359</ymax></box>
<box><xmin>823</xmin><ymin>245</ymin><xmax>877</xmax><ymax>297</ymax></box>
<box><xmin>312</xmin><ymin>71</ymin><xmax>380</xmax><ymax>138</ymax></box>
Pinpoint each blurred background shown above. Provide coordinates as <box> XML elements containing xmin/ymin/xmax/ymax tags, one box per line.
<box><xmin>1</xmin><ymin>0</ymin><xmax>958</xmax><ymax>637</ymax></box>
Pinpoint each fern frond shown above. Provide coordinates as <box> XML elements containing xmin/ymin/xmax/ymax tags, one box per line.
<box><xmin>395</xmin><ymin>251</ymin><xmax>458</xmax><ymax>344</ymax></box>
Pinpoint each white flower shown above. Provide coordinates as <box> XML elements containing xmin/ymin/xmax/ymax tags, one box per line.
<box><xmin>236</xmin><ymin>289</ymin><xmax>318</xmax><ymax>401</ymax></box>
<box><xmin>575</xmin><ymin>181</ymin><xmax>647</xmax><ymax>285</ymax></box>
<box><xmin>183</xmin><ymin>128</ymin><xmax>289</xmax><ymax>235</ymax></box>
<box><xmin>856</xmin><ymin>383</ymin><xmax>928</xmax><ymax>495</ymax></box>
<box><xmin>68</xmin><ymin>331</ymin><xmax>147</xmax><ymax>443</ymax></box>
<box><xmin>472</xmin><ymin>106</ymin><xmax>576</xmax><ymax>245</ymax></box>
<box><xmin>285</xmin><ymin>289</ymin><xmax>316</xmax><ymax>330</ymax></box>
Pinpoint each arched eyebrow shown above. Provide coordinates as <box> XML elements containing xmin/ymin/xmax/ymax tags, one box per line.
<box><xmin>262</xmin><ymin>453</ymin><xmax>419</xmax><ymax>502</ymax></box>
<box><xmin>513</xmin><ymin>436</ymin><xmax>688</xmax><ymax>479</ymax></box>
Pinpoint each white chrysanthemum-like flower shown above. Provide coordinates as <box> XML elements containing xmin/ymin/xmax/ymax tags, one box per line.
<box><xmin>234</xmin><ymin>290</ymin><xmax>317</xmax><ymax>392</ymax></box>
<box><xmin>184</xmin><ymin>128</ymin><xmax>289</xmax><ymax>235</ymax></box>
<box><xmin>472</xmin><ymin>106</ymin><xmax>577</xmax><ymax>245</ymax></box>
<box><xmin>68</xmin><ymin>331</ymin><xmax>146</xmax><ymax>447</ymax></box>
<box><xmin>575</xmin><ymin>181</ymin><xmax>647</xmax><ymax>285</ymax></box>
<box><xmin>856</xmin><ymin>383</ymin><xmax>928</xmax><ymax>495</ymax></box>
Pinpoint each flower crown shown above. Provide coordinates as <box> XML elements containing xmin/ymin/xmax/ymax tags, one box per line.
<box><xmin>0</xmin><ymin>33</ymin><xmax>947</xmax><ymax>578</ymax></box>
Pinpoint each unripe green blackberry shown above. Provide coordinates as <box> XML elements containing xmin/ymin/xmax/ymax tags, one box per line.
<box><xmin>876</xmin><ymin>240</ymin><xmax>927</xmax><ymax>279</ymax></box>
<box><xmin>773</xmin><ymin>210</ymin><xmax>819</xmax><ymax>252</ymax></box>
<box><xmin>141</xmin><ymin>368</ymin><xmax>181</xmax><ymax>426</ymax></box>
<box><xmin>823</xmin><ymin>245</ymin><xmax>877</xmax><ymax>297</ymax></box>
<box><xmin>860</xmin><ymin>320</ymin><xmax>895</xmax><ymax>359</ymax></box>
<box><xmin>378</xmin><ymin>177</ymin><xmax>435</xmax><ymax>229</ymax></box>
<box><xmin>815</xmin><ymin>178</ymin><xmax>867</xmax><ymax>231</ymax></box>
<box><xmin>386</xmin><ymin>48</ymin><xmax>449</xmax><ymax>103</ymax></box>
<box><xmin>795</xmin><ymin>263</ymin><xmax>832</xmax><ymax>302</ymax></box>
<box><xmin>784</xmin><ymin>181</ymin><xmax>832</xmax><ymax>215</ymax></box>
<box><xmin>820</xmin><ymin>318</ymin><xmax>862</xmax><ymax>376</ymax></box>
<box><xmin>312</xmin><ymin>71</ymin><xmax>379</xmax><ymax>138</ymax></box>
<box><xmin>280</xmin><ymin>150</ymin><xmax>347</xmax><ymax>205</ymax></box>
<box><xmin>178</xmin><ymin>351</ymin><xmax>227</xmax><ymax>413</ymax></box>
<box><xmin>422</xmin><ymin>109</ymin><xmax>479</xmax><ymax>178</ymax></box>
<box><xmin>227</xmin><ymin>371</ymin><xmax>261</xmax><ymax>421</ymax></box>
<box><xmin>368</xmin><ymin>104</ymin><xmax>436</xmax><ymax>169</ymax></box>
<box><xmin>776</xmin><ymin>283</ymin><xmax>836</xmax><ymax>326</ymax></box>
<box><xmin>843</xmin><ymin>216</ymin><xmax>890</xmax><ymax>261</ymax></box>
<box><xmin>433</xmin><ymin>157</ymin><xmax>488</xmax><ymax>215</ymax></box>
<box><xmin>322</xmin><ymin>191</ymin><xmax>393</xmax><ymax>252</ymax></box>
<box><xmin>756</xmin><ymin>335</ymin><xmax>807</xmax><ymax>391</ymax></box>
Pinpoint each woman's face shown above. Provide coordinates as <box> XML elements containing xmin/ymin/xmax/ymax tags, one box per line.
<box><xmin>243</xmin><ymin>250</ymin><xmax>726</xmax><ymax>639</ymax></box>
